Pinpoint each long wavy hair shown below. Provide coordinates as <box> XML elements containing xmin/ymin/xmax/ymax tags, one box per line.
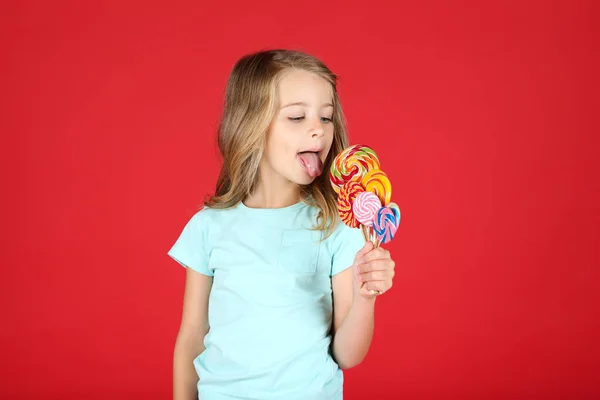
<box><xmin>204</xmin><ymin>49</ymin><xmax>349</xmax><ymax>238</ymax></box>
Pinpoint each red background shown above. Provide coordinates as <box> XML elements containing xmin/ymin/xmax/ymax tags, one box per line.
<box><xmin>1</xmin><ymin>1</ymin><xmax>599</xmax><ymax>398</ymax></box>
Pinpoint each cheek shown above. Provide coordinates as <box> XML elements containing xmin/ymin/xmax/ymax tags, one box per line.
<box><xmin>275</xmin><ymin>136</ymin><xmax>295</xmax><ymax>158</ymax></box>
<box><xmin>324</xmin><ymin>127</ymin><xmax>335</xmax><ymax>149</ymax></box>
<box><xmin>268</xmin><ymin>124</ymin><xmax>296</xmax><ymax>159</ymax></box>
<box><xmin>327</xmin><ymin>126</ymin><xmax>335</xmax><ymax>141</ymax></box>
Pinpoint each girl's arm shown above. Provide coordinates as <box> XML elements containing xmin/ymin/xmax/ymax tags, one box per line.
<box><xmin>331</xmin><ymin>263</ymin><xmax>376</xmax><ymax>369</ymax></box>
<box><xmin>331</xmin><ymin>242</ymin><xmax>395</xmax><ymax>369</ymax></box>
<box><xmin>173</xmin><ymin>267</ymin><xmax>212</xmax><ymax>400</ymax></box>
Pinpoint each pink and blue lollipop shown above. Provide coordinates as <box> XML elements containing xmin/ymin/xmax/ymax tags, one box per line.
<box><xmin>373</xmin><ymin>203</ymin><xmax>401</xmax><ymax>244</ymax></box>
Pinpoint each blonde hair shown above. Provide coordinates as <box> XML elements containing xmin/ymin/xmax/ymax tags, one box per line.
<box><xmin>204</xmin><ymin>49</ymin><xmax>350</xmax><ymax>238</ymax></box>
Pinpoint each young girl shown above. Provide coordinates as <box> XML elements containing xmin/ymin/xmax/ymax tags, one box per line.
<box><xmin>168</xmin><ymin>49</ymin><xmax>396</xmax><ymax>400</ymax></box>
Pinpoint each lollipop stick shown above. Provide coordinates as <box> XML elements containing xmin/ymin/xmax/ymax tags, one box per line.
<box><xmin>361</xmin><ymin>224</ymin><xmax>368</xmax><ymax>242</ymax></box>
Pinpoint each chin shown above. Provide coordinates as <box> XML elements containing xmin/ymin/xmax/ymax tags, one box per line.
<box><xmin>289</xmin><ymin>176</ymin><xmax>313</xmax><ymax>186</ymax></box>
<box><xmin>290</xmin><ymin>171</ymin><xmax>318</xmax><ymax>186</ymax></box>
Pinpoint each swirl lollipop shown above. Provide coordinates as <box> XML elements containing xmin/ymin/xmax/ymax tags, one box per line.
<box><xmin>373</xmin><ymin>206</ymin><xmax>400</xmax><ymax>245</ymax></box>
<box><xmin>337</xmin><ymin>181</ymin><xmax>364</xmax><ymax>228</ymax></box>
<box><xmin>330</xmin><ymin>145</ymin><xmax>380</xmax><ymax>193</ymax></box>
<box><xmin>352</xmin><ymin>191</ymin><xmax>382</xmax><ymax>227</ymax></box>
<box><xmin>361</xmin><ymin>169</ymin><xmax>392</xmax><ymax>206</ymax></box>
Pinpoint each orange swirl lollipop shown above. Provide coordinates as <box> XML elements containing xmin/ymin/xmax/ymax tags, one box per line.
<box><xmin>361</xmin><ymin>169</ymin><xmax>392</xmax><ymax>205</ymax></box>
<box><xmin>337</xmin><ymin>181</ymin><xmax>364</xmax><ymax>228</ymax></box>
<box><xmin>330</xmin><ymin>145</ymin><xmax>380</xmax><ymax>193</ymax></box>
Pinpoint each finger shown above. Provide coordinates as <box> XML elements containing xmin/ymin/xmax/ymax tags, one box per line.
<box><xmin>363</xmin><ymin>280</ymin><xmax>392</xmax><ymax>293</ymax></box>
<box><xmin>360</xmin><ymin>269</ymin><xmax>393</xmax><ymax>282</ymax></box>
<box><xmin>358</xmin><ymin>259</ymin><xmax>394</xmax><ymax>274</ymax></box>
<box><xmin>354</xmin><ymin>241</ymin><xmax>374</xmax><ymax>263</ymax></box>
<box><xmin>361</xmin><ymin>287</ymin><xmax>381</xmax><ymax>297</ymax></box>
<box><xmin>361</xmin><ymin>248</ymin><xmax>390</xmax><ymax>263</ymax></box>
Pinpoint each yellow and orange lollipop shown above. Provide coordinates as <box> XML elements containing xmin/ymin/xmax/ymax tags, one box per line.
<box><xmin>330</xmin><ymin>145</ymin><xmax>380</xmax><ymax>193</ymax></box>
<box><xmin>361</xmin><ymin>169</ymin><xmax>392</xmax><ymax>206</ymax></box>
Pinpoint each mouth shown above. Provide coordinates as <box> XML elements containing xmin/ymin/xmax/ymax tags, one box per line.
<box><xmin>298</xmin><ymin>148</ymin><xmax>324</xmax><ymax>159</ymax></box>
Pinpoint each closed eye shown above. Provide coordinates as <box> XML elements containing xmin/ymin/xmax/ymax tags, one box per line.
<box><xmin>288</xmin><ymin>116</ymin><xmax>333</xmax><ymax>123</ymax></box>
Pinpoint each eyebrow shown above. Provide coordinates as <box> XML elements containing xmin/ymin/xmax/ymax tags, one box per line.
<box><xmin>280</xmin><ymin>101</ymin><xmax>334</xmax><ymax>109</ymax></box>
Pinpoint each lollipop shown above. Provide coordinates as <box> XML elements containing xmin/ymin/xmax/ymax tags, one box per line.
<box><xmin>361</xmin><ymin>169</ymin><xmax>392</xmax><ymax>206</ymax></box>
<box><xmin>337</xmin><ymin>181</ymin><xmax>364</xmax><ymax>228</ymax></box>
<box><xmin>330</xmin><ymin>145</ymin><xmax>380</xmax><ymax>193</ymax></box>
<box><xmin>373</xmin><ymin>206</ymin><xmax>401</xmax><ymax>245</ymax></box>
<box><xmin>352</xmin><ymin>191</ymin><xmax>382</xmax><ymax>227</ymax></box>
<box><xmin>331</xmin><ymin>144</ymin><xmax>401</xmax><ymax>246</ymax></box>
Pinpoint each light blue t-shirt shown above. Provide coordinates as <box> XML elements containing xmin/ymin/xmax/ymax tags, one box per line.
<box><xmin>167</xmin><ymin>200</ymin><xmax>364</xmax><ymax>400</ymax></box>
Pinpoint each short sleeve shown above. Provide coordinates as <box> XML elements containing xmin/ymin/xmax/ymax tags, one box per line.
<box><xmin>330</xmin><ymin>221</ymin><xmax>366</xmax><ymax>276</ymax></box>
<box><xmin>167</xmin><ymin>209</ymin><xmax>213</xmax><ymax>276</ymax></box>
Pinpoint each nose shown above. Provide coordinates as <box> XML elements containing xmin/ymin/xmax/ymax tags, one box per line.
<box><xmin>310</xmin><ymin>119</ymin><xmax>325</xmax><ymax>138</ymax></box>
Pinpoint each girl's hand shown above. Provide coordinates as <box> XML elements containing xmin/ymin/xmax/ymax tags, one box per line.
<box><xmin>352</xmin><ymin>241</ymin><xmax>396</xmax><ymax>299</ymax></box>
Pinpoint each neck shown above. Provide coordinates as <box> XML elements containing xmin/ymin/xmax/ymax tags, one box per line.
<box><xmin>244</xmin><ymin>164</ymin><xmax>302</xmax><ymax>209</ymax></box>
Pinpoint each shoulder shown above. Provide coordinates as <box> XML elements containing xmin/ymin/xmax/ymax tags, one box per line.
<box><xmin>187</xmin><ymin>204</ymin><xmax>235</xmax><ymax>225</ymax></box>
<box><xmin>189</xmin><ymin>205</ymin><xmax>217</xmax><ymax>222</ymax></box>
<box><xmin>177</xmin><ymin>206</ymin><xmax>235</xmax><ymax>243</ymax></box>
<box><xmin>324</xmin><ymin>217</ymin><xmax>365</xmax><ymax>275</ymax></box>
<box><xmin>178</xmin><ymin>207</ymin><xmax>212</xmax><ymax>233</ymax></box>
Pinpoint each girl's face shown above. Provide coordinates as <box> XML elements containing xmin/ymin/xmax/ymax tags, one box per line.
<box><xmin>262</xmin><ymin>69</ymin><xmax>335</xmax><ymax>187</ymax></box>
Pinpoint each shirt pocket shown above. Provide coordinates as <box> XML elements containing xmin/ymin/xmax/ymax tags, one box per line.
<box><xmin>277</xmin><ymin>229</ymin><xmax>321</xmax><ymax>275</ymax></box>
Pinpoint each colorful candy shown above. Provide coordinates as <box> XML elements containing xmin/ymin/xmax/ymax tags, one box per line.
<box><xmin>361</xmin><ymin>169</ymin><xmax>392</xmax><ymax>206</ymax></box>
<box><xmin>337</xmin><ymin>181</ymin><xmax>364</xmax><ymax>228</ymax></box>
<box><xmin>330</xmin><ymin>145</ymin><xmax>380</xmax><ymax>193</ymax></box>
<box><xmin>331</xmin><ymin>144</ymin><xmax>401</xmax><ymax>246</ymax></box>
<box><xmin>373</xmin><ymin>206</ymin><xmax>400</xmax><ymax>244</ymax></box>
<box><xmin>352</xmin><ymin>191</ymin><xmax>382</xmax><ymax>227</ymax></box>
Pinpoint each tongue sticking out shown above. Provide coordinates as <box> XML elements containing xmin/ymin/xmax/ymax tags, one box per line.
<box><xmin>298</xmin><ymin>152</ymin><xmax>323</xmax><ymax>178</ymax></box>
